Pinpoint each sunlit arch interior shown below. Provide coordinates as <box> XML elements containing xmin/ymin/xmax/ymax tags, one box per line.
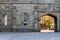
<box><xmin>40</xmin><ymin>14</ymin><xmax>56</xmax><ymax>32</ymax></box>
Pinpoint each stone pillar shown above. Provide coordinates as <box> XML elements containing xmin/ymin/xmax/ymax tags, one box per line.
<box><xmin>33</xmin><ymin>6</ymin><xmax>40</xmax><ymax>32</ymax></box>
<box><xmin>57</xmin><ymin>13</ymin><xmax>60</xmax><ymax>32</ymax></box>
<box><xmin>34</xmin><ymin>12</ymin><xmax>39</xmax><ymax>31</ymax></box>
<box><xmin>59</xmin><ymin>13</ymin><xmax>60</xmax><ymax>32</ymax></box>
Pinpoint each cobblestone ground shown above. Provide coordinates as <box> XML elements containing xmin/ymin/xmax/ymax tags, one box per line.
<box><xmin>0</xmin><ymin>32</ymin><xmax>60</xmax><ymax>40</ymax></box>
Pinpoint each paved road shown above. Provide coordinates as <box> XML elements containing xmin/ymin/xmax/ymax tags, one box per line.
<box><xmin>0</xmin><ymin>32</ymin><xmax>60</xmax><ymax>40</ymax></box>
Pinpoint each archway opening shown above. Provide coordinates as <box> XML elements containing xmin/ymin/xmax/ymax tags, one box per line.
<box><xmin>40</xmin><ymin>14</ymin><xmax>57</xmax><ymax>32</ymax></box>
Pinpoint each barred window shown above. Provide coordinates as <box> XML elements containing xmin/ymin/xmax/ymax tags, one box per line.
<box><xmin>5</xmin><ymin>6</ymin><xmax>9</xmax><ymax>8</ymax></box>
<box><xmin>12</xmin><ymin>0</ymin><xmax>19</xmax><ymax>2</ymax></box>
<box><xmin>13</xmin><ymin>6</ymin><xmax>16</xmax><ymax>9</ymax></box>
<box><xmin>1</xmin><ymin>0</ymin><xmax>10</xmax><ymax>2</ymax></box>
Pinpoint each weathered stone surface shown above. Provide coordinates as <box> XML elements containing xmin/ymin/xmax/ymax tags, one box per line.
<box><xmin>0</xmin><ymin>0</ymin><xmax>60</xmax><ymax>32</ymax></box>
<box><xmin>0</xmin><ymin>0</ymin><xmax>60</xmax><ymax>4</ymax></box>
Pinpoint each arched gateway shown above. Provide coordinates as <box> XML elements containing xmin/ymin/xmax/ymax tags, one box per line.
<box><xmin>40</xmin><ymin>14</ymin><xmax>57</xmax><ymax>32</ymax></box>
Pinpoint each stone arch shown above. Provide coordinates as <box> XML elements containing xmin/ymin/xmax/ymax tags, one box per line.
<box><xmin>40</xmin><ymin>14</ymin><xmax>57</xmax><ymax>32</ymax></box>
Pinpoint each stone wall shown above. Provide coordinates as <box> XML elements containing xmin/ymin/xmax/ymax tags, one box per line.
<box><xmin>0</xmin><ymin>0</ymin><xmax>60</xmax><ymax>32</ymax></box>
<box><xmin>0</xmin><ymin>4</ymin><xmax>13</xmax><ymax>32</ymax></box>
<box><xmin>0</xmin><ymin>0</ymin><xmax>60</xmax><ymax>4</ymax></box>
